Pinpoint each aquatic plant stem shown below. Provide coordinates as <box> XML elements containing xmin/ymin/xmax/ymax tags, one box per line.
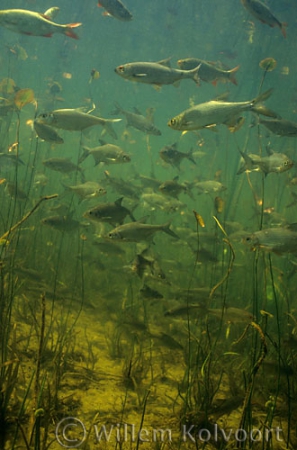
<box><xmin>135</xmin><ymin>390</ymin><xmax>150</xmax><ymax>450</ymax></box>
<box><xmin>0</xmin><ymin>194</ymin><xmax>58</xmax><ymax>242</ymax></box>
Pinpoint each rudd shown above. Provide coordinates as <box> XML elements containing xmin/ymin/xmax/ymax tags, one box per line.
<box><xmin>0</xmin><ymin>8</ymin><xmax>81</xmax><ymax>39</ymax></box>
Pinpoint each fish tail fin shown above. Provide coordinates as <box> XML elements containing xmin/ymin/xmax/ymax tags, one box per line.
<box><xmin>237</xmin><ymin>150</ymin><xmax>252</xmax><ymax>175</ymax></box>
<box><xmin>229</xmin><ymin>65</ymin><xmax>240</xmax><ymax>85</ymax></box>
<box><xmin>64</xmin><ymin>23</ymin><xmax>81</xmax><ymax>39</ymax></box>
<box><xmin>104</xmin><ymin>119</ymin><xmax>122</xmax><ymax>140</ymax></box>
<box><xmin>252</xmin><ymin>88</ymin><xmax>273</xmax><ymax>106</ymax></box>
<box><xmin>111</xmin><ymin>102</ymin><xmax>122</xmax><ymax>115</ymax></box>
<box><xmin>281</xmin><ymin>23</ymin><xmax>287</xmax><ymax>38</ymax></box>
<box><xmin>190</xmin><ymin>64</ymin><xmax>201</xmax><ymax>85</ymax></box>
<box><xmin>162</xmin><ymin>222</ymin><xmax>180</xmax><ymax>239</ymax></box>
<box><xmin>79</xmin><ymin>147</ymin><xmax>90</xmax><ymax>164</ymax></box>
<box><xmin>187</xmin><ymin>147</ymin><xmax>197</xmax><ymax>165</ymax></box>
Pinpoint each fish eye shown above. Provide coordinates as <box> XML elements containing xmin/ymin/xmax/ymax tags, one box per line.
<box><xmin>118</xmin><ymin>65</ymin><xmax>125</xmax><ymax>73</ymax></box>
<box><xmin>40</xmin><ymin>113</ymin><xmax>48</xmax><ymax>118</ymax></box>
<box><xmin>123</xmin><ymin>155</ymin><xmax>129</xmax><ymax>161</ymax></box>
<box><xmin>245</xmin><ymin>236</ymin><xmax>251</xmax><ymax>242</ymax></box>
<box><xmin>170</xmin><ymin>119</ymin><xmax>176</xmax><ymax>126</ymax></box>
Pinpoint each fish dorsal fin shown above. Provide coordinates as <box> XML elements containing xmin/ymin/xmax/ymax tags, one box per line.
<box><xmin>137</xmin><ymin>215</ymin><xmax>149</xmax><ymax>224</ymax></box>
<box><xmin>173</xmin><ymin>175</ymin><xmax>179</xmax><ymax>182</ymax></box>
<box><xmin>213</xmin><ymin>91</ymin><xmax>230</xmax><ymax>102</ymax></box>
<box><xmin>172</xmin><ymin>142</ymin><xmax>178</xmax><ymax>150</ymax></box>
<box><xmin>115</xmin><ymin>197</ymin><xmax>124</xmax><ymax>206</ymax></box>
<box><xmin>156</xmin><ymin>57</ymin><xmax>171</xmax><ymax>68</ymax></box>
<box><xmin>133</xmin><ymin>107</ymin><xmax>142</xmax><ymax>115</ymax></box>
<box><xmin>99</xmin><ymin>139</ymin><xmax>106</xmax><ymax>145</ymax></box>
<box><xmin>40</xmin><ymin>13</ymin><xmax>52</xmax><ymax>20</ymax></box>
<box><xmin>287</xmin><ymin>223</ymin><xmax>297</xmax><ymax>232</ymax></box>
<box><xmin>265</xmin><ymin>145</ymin><xmax>274</xmax><ymax>156</ymax></box>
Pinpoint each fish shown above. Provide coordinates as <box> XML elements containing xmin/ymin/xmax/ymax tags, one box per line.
<box><xmin>194</xmin><ymin>180</ymin><xmax>227</xmax><ymax>194</ymax></box>
<box><xmin>97</xmin><ymin>0</ymin><xmax>132</xmax><ymax>21</ymax></box>
<box><xmin>5</xmin><ymin>181</ymin><xmax>28</xmax><ymax>200</ymax></box>
<box><xmin>241</xmin><ymin>0</ymin><xmax>287</xmax><ymax>38</ymax></box>
<box><xmin>130</xmin><ymin>248</ymin><xmax>166</xmax><ymax>282</ymax></box>
<box><xmin>62</xmin><ymin>181</ymin><xmax>107</xmax><ymax>201</ymax></box>
<box><xmin>33</xmin><ymin>119</ymin><xmax>64</xmax><ymax>144</ymax></box>
<box><xmin>159</xmin><ymin>178</ymin><xmax>193</xmax><ymax>199</ymax></box>
<box><xmin>107</xmin><ymin>219</ymin><xmax>180</xmax><ymax>242</ymax></box>
<box><xmin>41</xmin><ymin>214</ymin><xmax>83</xmax><ymax>232</ymax></box>
<box><xmin>115</xmin><ymin>58</ymin><xmax>200</xmax><ymax>88</ymax></box>
<box><xmin>159</xmin><ymin>143</ymin><xmax>196</xmax><ymax>170</ymax></box>
<box><xmin>0</xmin><ymin>153</ymin><xmax>24</xmax><ymax>172</ymax></box>
<box><xmin>140</xmin><ymin>283</ymin><xmax>164</xmax><ymax>300</ymax></box>
<box><xmin>92</xmin><ymin>240</ymin><xmax>126</xmax><ymax>257</ymax></box>
<box><xmin>245</xmin><ymin>223</ymin><xmax>297</xmax><ymax>254</ymax></box>
<box><xmin>111</xmin><ymin>102</ymin><xmax>161</xmax><ymax>135</ymax></box>
<box><xmin>43</xmin><ymin>157</ymin><xmax>84</xmax><ymax>180</ymax></box>
<box><xmin>177</xmin><ymin>58</ymin><xmax>240</xmax><ymax>86</ymax></box>
<box><xmin>0</xmin><ymin>8</ymin><xmax>81</xmax><ymax>39</ymax></box>
<box><xmin>259</xmin><ymin>117</ymin><xmax>297</xmax><ymax>137</ymax></box>
<box><xmin>104</xmin><ymin>171</ymin><xmax>140</xmax><ymax>200</ymax></box>
<box><xmin>168</xmin><ymin>88</ymin><xmax>273</xmax><ymax>132</ymax></box>
<box><xmin>83</xmin><ymin>197</ymin><xmax>135</xmax><ymax>226</ymax></box>
<box><xmin>237</xmin><ymin>149</ymin><xmax>293</xmax><ymax>175</ymax></box>
<box><xmin>37</xmin><ymin>109</ymin><xmax>122</xmax><ymax>140</ymax></box>
<box><xmin>141</xmin><ymin>192</ymin><xmax>185</xmax><ymax>213</ymax></box>
<box><xmin>79</xmin><ymin>140</ymin><xmax>131</xmax><ymax>165</ymax></box>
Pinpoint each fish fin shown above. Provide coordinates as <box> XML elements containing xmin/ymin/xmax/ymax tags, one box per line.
<box><xmin>187</xmin><ymin>148</ymin><xmax>197</xmax><ymax>165</ymax></box>
<box><xmin>115</xmin><ymin>197</ymin><xmax>124</xmax><ymax>206</ymax></box>
<box><xmin>229</xmin><ymin>65</ymin><xmax>240</xmax><ymax>85</ymax></box>
<box><xmin>156</xmin><ymin>57</ymin><xmax>172</xmax><ymax>68</ymax></box>
<box><xmin>98</xmin><ymin>139</ymin><xmax>106</xmax><ymax>145</ymax></box>
<box><xmin>103</xmin><ymin>119</ymin><xmax>122</xmax><ymax>140</ymax></box>
<box><xmin>252</xmin><ymin>104</ymin><xmax>279</xmax><ymax>118</ymax></box>
<box><xmin>162</xmin><ymin>222</ymin><xmax>180</xmax><ymax>240</ymax></box>
<box><xmin>133</xmin><ymin>107</ymin><xmax>142</xmax><ymax>115</ymax></box>
<box><xmin>190</xmin><ymin>64</ymin><xmax>201</xmax><ymax>85</ymax></box>
<box><xmin>252</xmin><ymin>88</ymin><xmax>273</xmax><ymax>106</ymax></box>
<box><xmin>153</xmin><ymin>84</ymin><xmax>162</xmax><ymax>91</ymax></box>
<box><xmin>211</xmin><ymin>80</ymin><xmax>218</xmax><ymax>86</ymax></box>
<box><xmin>287</xmin><ymin>223</ymin><xmax>297</xmax><ymax>231</ymax></box>
<box><xmin>79</xmin><ymin>147</ymin><xmax>90</xmax><ymax>164</ymax></box>
<box><xmin>281</xmin><ymin>23</ymin><xmax>287</xmax><ymax>38</ymax></box>
<box><xmin>64</xmin><ymin>23</ymin><xmax>82</xmax><ymax>40</ymax></box>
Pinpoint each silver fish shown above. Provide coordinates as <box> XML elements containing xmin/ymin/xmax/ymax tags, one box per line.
<box><xmin>245</xmin><ymin>223</ymin><xmax>297</xmax><ymax>254</ymax></box>
<box><xmin>241</xmin><ymin>0</ymin><xmax>287</xmax><ymax>38</ymax></box>
<box><xmin>168</xmin><ymin>88</ymin><xmax>273</xmax><ymax>132</ymax></box>
<box><xmin>259</xmin><ymin>117</ymin><xmax>297</xmax><ymax>137</ymax></box>
<box><xmin>237</xmin><ymin>149</ymin><xmax>293</xmax><ymax>175</ymax></box>
<box><xmin>98</xmin><ymin>0</ymin><xmax>132</xmax><ymax>21</ymax></box>
<box><xmin>177</xmin><ymin>57</ymin><xmax>240</xmax><ymax>86</ymax></box>
<box><xmin>159</xmin><ymin>142</ymin><xmax>196</xmax><ymax>170</ymax></box>
<box><xmin>112</xmin><ymin>102</ymin><xmax>161</xmax><ymax>135</ymax></box>
<box><xmin>43</xmin><ymin>157</ymin><xmax>84</xmax><ymax>180</ymax></box>
<box><xmin>83</xmin><ymin>197</ymin><xmax>135</xmax><ymax>226</ymax></box>
<box><xmin>141</xmin><ymin>192</ymin><xmax>185</xmax><ymax>213</ymax></box>
<box><xmin>0</xmin><ymin>8</ymin><xmax>81</xmax><ymax>39</ymax></box>
<box><xmin>37</xmin><ymin>109</ymin><xmax>122</xmax><ymax>140</ymax></box>
<box><xmin>79</xmin><ymin>141</ymin><xmax>130</xmax><ymax>165</ymax></box>
<box><xmin>107</xmin><ymin>220</ymin><xmax>179</xmax><ymax>242</ymax></box>
<box><xmin>62</xmin><ymin>181</ymin><xmax>107</xmax><ymax>201</ymax></box>
<box><xmin>34</xmin><ymin>119</ymin><xmax>64</xmax><ymax>144</ymax></box>
<box><xmin>115</xmin><ymin>58</ymin><xmax>200</xmax><ymax>88</ymax></box>
<box><xmin>195</xmin><ymin>180</ymin><xmax>227</xmax><ymax>194</ymax></box>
